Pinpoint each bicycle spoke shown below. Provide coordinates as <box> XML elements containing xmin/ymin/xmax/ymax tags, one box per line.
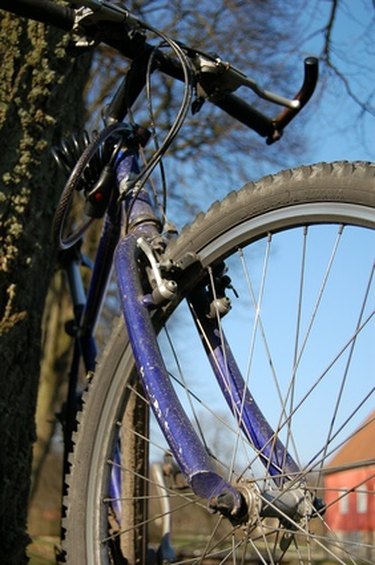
<box><xmin>318</xmin><ymin>259</ymin><xmax>374</xmax><ymax>475</ymax></box>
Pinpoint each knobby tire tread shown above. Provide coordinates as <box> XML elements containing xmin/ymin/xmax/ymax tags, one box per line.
<box><xmin>165</xmin><ymin>161</ymin><xmax>374</xmax><ymax>264</ymax></box>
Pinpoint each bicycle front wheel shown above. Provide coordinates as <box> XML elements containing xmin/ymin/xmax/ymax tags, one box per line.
<box><xmin>64</xmin><ymin>161</ymin><xmax>375</xmax><ymax>564</ymax></box>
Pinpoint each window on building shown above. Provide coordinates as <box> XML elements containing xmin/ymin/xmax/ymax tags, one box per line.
<box><xmin>356</xmin><ymin>489</ymin><xmax>367</xmax><ymax>514</ymax></box>
<box><xmin>339</xmin><ymin>489</ymin><xmax>349</xmax><ymax>514</ymax></box>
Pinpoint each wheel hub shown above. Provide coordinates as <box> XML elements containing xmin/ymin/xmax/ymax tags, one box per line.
<box><xmin>211</xmin><ymin>479</ymin><xmax>322</xmax><ymax>535</ymax></box>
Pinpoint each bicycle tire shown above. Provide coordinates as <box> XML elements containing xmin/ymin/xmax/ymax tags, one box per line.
<box><xmin>63</xmin><ymin>161</ymin><xmax>375</xmax><ymax>564</ymax></box>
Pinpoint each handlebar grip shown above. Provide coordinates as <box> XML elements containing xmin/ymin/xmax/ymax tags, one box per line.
<box><xmin>0</xmin><ymin>0</ymin><xmax>75</xmax><ymax>30</ymax></box>
<box><xmin>213</xmin><ymin>94</ymin><xmax>275</xmax><ymax>139</ymax></box>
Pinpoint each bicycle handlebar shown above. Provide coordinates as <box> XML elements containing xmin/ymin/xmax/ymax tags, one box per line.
<box><xmin>0</xmin><ymin>0</ymin><xmax>319</xmax><ymax>143</ymax></box>
<box><xmin>0</xmin><ymin>0</ymin><xmax>75</xmax><ymax>30</ymax></box>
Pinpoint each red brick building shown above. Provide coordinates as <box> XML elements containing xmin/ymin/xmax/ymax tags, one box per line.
<box><xmin>323</xmin><ymin>411</ymin><xmax>375</xmax><ymax>557</ymax></box>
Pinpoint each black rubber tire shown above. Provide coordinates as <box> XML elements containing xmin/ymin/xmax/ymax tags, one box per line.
<box><xmin>165</xmin><ymin>161</ymin><xmax>374</xmax><ymax>265</ymax></box>
<box><xmin>63</xmin><ymin>161</ymin><xmax>375</xmax><ymax>564</ymax></box>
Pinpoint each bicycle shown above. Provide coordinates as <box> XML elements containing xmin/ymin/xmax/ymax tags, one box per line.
<box><xmin>2</xmin><ymin>1</ymin><xmax>374</xmax><ymax>564</ymax></box>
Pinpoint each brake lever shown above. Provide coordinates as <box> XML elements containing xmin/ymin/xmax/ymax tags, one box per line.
<box><xmin>194</xmin><ymin>54</ymin><xmax>301</xmax><ymax>110</ymax></box>
<box><xmin>194</xmin><ymin>53</ymin><xmax>318</xmax><ymax>143</ymax></box>
<box><xmin>70</xmin><ymin>0</ymin><xmax>143</xmax><ymax>50</ymax></box>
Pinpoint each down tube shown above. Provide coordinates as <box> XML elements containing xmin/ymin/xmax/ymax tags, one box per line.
<box><xmin>115</xmin><ymin>234</ymin><xmax>243</xmax><ymax>509</ymax></box>
<box><xmin>189</xmin><ymin>289</ymin><xmax>300</xmax><ymax>482</ymax></box>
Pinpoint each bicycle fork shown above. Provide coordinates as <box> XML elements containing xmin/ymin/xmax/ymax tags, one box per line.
<box><xmin>114</xmin><ymin>149</ymin><xmax>322</xmax><ymax>540</ymax></box>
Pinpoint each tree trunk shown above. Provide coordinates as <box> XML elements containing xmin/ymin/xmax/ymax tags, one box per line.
<box><xmin>0</xmin><ymin>12</ymin><xmax>90</xmax><ymax>564</ymax></box>
<box><xmin>30</xmin><ymin>272</ymin><xmax>71</xmax><ymax>499</ymax></box>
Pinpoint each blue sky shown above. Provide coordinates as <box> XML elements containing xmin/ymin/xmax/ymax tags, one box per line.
<box><xmin>290</xmin><ymin>0</ymin><xmax>374</xmax><ymax>165</ymax></box>
<box><xmin>164</xmin><ymin>1</ymin><xmax>375</xmax><ymax>225</ymax></box>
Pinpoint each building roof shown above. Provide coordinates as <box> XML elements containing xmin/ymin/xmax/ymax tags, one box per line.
<box><xmin>326</xmin><ymin>410</ymin><xmax>375</xmax><ymax>472</ymax></box>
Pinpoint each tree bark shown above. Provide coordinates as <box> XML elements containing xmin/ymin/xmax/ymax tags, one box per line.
<box><xmin>0</xmin><ymin>12</ymin><xmax>90</xmax><ymax>564</ymax></box>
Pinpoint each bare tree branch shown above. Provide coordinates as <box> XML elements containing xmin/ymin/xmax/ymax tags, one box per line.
<box><xmin>319</xmin><ymin>0</ymin><xmax>375</xmax><ymax>117</ymax></box>
<box><xmin>322</xmin><ymin>0</ymin><xmax>339</xmax><ymax>62</ymax></box>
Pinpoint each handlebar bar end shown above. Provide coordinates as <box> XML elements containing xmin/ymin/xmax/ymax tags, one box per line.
<box><xmin>269</xmin><ymin>56</ymin><xmax>319</xmax><ymax>142</ymax></box>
